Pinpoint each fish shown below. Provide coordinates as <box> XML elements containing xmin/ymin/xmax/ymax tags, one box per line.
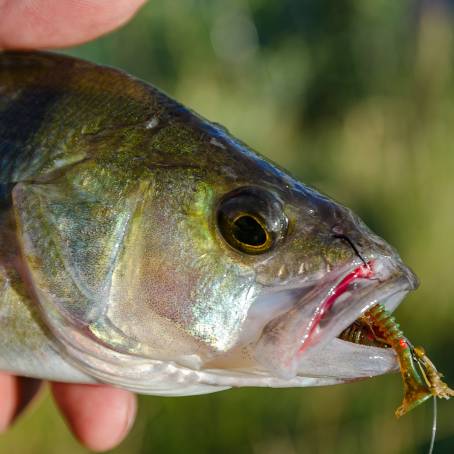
<box><xmin>0</xmin><ymin>51</ymin><xmax>419</xmax><ymax>397</ymax></box>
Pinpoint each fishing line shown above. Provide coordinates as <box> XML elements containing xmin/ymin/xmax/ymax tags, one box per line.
<box><xmin>428</xmin><ymin>397</ymin><xmax>437</xmax><ymax>454</ymax></box>
<box><xmin>332</xmin><ymin>233</ymin><xmax>368</xmax><ymax>267</ymax></box>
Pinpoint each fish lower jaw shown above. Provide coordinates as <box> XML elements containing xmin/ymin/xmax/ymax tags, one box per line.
<box><xmin>295</xmin><ymin>338</ymin><xmax>398</xmax><ymax>381</ymax></box>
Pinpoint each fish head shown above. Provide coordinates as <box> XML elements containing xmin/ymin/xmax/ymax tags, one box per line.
<box><xmin>177</xmin><ymin>141</ymin><xmax>418</xmax><ymax>381</ymax></box>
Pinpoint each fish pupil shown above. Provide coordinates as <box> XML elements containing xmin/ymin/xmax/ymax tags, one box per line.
<box><xmin>233</xmin><ymin>215</ymin><xmax>267</xmax><ymax>246</ymax></box>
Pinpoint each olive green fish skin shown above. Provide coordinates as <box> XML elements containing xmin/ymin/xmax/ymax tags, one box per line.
<box><xmin>0</xmin><ymin>52</ymin><xmax>414</xmax><ymax>390</ymax></box>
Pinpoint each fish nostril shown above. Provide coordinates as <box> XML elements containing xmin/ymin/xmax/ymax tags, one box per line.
<box><xmin>331</xmin><ymin>224</ymin><xmax>344</xmax><ymax>236</ymax></box>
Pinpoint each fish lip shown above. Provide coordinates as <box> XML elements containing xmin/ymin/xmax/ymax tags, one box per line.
<box><xmin>253</xmin><ymin>255</ymin><xmax>417</xmax><ymax>379</ymax></box>
<box><xmin>299</xmin><ymin>259</ymin><xmax>416</xmax><ymax>351</ymax></box>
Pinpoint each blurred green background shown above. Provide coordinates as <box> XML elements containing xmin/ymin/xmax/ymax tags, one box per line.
<box><xmin>1</xmin><ymin>0</ymin><xmax>454</xmax><ymax>452</ymax></box>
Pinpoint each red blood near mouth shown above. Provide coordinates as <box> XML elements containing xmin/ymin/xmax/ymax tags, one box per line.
<box><xmin>298</xmin><ymin>260</ymin><xmax>375</xmax><ymax>354</ymax></box>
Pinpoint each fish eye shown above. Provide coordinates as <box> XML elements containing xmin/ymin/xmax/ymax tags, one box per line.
<box><xmin>217</xmin><ymin>187</ymin><xmax>287</xmax><ymax>255</ymax></box>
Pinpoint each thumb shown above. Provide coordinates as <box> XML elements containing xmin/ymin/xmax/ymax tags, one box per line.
<box><xmin>0</xmin><ymin>0</ymin><xmax>147</xmax><ymax>49</ymax></box>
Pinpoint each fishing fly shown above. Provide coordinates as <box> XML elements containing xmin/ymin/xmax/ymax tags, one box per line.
<box><xmin>340</xmin><ymin>303</ymin><xmax>454</xmax><ymax>415</ymax></box>
<box><xmin>339</xmin><ymin>303</ymin><xmax>454</xmax><ymax>452</ymax></box>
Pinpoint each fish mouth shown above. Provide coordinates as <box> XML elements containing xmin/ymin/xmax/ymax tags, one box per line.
<box><xmin>251</xmin><ymin>256</ymin><xmax>418</xmax><ymax>381</ymax></box>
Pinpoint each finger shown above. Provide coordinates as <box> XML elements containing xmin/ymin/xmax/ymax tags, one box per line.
<box><xmin>0</xmin><ymin>0</ymin><xmax>147</xmax><ymax>49</ymax></box>
<box><xmin>0</xmin><ymin>373</ymin><xmax>43</xmax><ymax>432</ymax></box>
<box><xmin>51</xmin><ymin>383</ymin><xmax>136</xmax><ymax>452</ymax></box>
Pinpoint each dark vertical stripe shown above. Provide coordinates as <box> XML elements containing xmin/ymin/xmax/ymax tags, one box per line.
<box><xmin>0</xmin><ymin>86</ymin><xmax>61</xmax><ymax>201</ymax></box>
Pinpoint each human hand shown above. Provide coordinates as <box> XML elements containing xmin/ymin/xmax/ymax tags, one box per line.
<box><xmin>0</xmin><ymin>376</ymin><xmax>136</xmax><ymax>451</ymax></box>
<box><xmin>0</xmin><ymin>0</ymin><xmax>147</xmax><ymax>451</ymax></box>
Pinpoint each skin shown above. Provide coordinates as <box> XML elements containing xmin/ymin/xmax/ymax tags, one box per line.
<box><xmin>0</xmin><ymin>0</ymin><xmax>147</xmax><ymax>49</ymax></box>
<box><xmin>0</xmin><ymin>0</ymin><xmax>147</xmax><ymax>451</ymax></box>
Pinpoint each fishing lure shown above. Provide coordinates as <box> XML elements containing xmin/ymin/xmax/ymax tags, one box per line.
<box><xmin>340</xmin><ymin>303</ymin><xmax>454</xmax><ymax>417</ymax></box>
